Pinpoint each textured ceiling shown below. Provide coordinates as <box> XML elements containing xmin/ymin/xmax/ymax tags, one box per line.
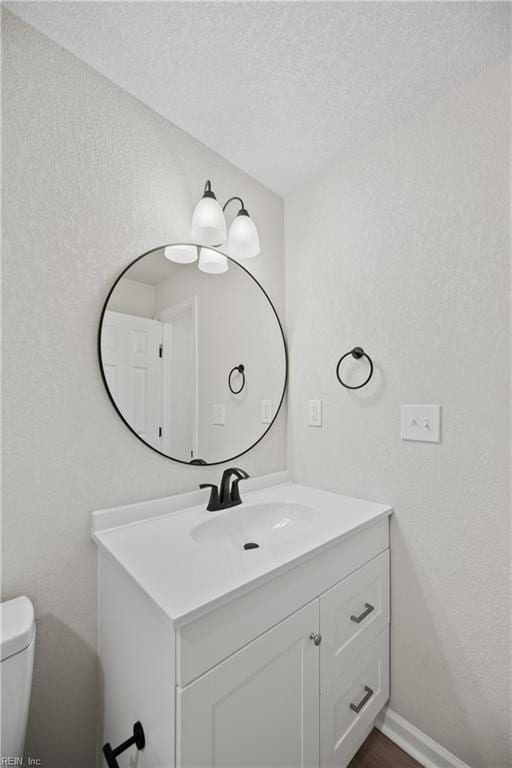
<box><xmin>6</xmin><ymin>1</ymin><xmax>511</xmax><ymax>195</ymax></box>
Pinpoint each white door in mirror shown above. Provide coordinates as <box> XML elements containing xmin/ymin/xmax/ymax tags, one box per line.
<box><xmin>401</xmin><ymin>404</ymin><xmax>441</xmax><ymax>442</ymax></box>
<box><xmin>101</xmin><ymin>311</ymin><xmax>162</xmax><ymax>448</ymax></box>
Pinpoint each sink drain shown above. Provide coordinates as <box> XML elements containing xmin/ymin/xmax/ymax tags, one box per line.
<box><xmin>243</xmin><ymin>542</ymin><xmax>259</xmax><ymax>551</ymax></box>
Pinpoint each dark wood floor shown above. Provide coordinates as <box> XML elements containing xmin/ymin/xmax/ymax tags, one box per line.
<box><xmin>349</xmin><ymin>729</ymin><xmax>421</xmax><ymax>768</ymax></box>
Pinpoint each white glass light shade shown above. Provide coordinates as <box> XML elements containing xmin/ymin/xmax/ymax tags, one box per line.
<box><xmin>227</xmin><ymin>213</ymin><xmax>260</xmax><ymax>259</ymax></box>
<box><xmin>198</xmin><ymin>247</ymin><xmax>228</xmax><ymax>274</ymax></box>
<box><xmin>191</xmin><ymin>196</ymin><xmax>227</xmax><ymax>245</ymax></box>
<box><xmin>164</xmin><ymin>245</ymin><xmax>197</xmax><ymax>264</ymax></box>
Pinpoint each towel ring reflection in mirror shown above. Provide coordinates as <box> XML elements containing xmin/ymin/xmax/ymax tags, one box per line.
<box><xmin>336</xmin><ymin>347</ymin><xmax>374</xmax><ymax>390</ymax></box>
<box><xmin>228</xmin><ymin>364</ymin><xmax>246</xmax><ymax>394</ymax></box>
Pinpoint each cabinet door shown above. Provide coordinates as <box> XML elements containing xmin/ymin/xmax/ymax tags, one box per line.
<box><xmin>177</xmin><ymin>601</ymin><xmax>320</xmax><ymax>768</ymax></box>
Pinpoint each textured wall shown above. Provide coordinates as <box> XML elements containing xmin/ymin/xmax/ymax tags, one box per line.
<box><xmin>2</xmin><ymin>11</ymin><xmax>284</xmax><ymax>766</ymax></box>
<box><xmin>285</xmin><ymin>58</ymin><xmax>510</xmax><ymax>767</ymax></box>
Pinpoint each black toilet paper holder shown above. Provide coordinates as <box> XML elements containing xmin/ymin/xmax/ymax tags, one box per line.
<box><xmin>103</xmin><ymin>721</ymin><xmax>145</xmax><ymax>767</ymax></box>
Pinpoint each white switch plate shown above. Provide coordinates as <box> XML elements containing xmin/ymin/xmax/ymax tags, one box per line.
<box><xmin>261</xmin><ymin>400</ymin><xmax>273</xmax><ymax>424</ymax></box>
<box><xmin>401</xmin><ymin>404</ymin><xmax>441</xmax><ymax>442</ymax></box>
<box><xmin>308</xmin><ymin>399</ymin><xmax>323</xmax><ymax>427</ymax></box>
<box><xmin>212</xmin><ymin>404</ymin><xmax>226</xmax><ymax>426</ymax></box>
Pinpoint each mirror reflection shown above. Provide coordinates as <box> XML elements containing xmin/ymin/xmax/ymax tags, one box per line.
<box><xmin>99</xmin><ymin>245</ymin><xmax>287</xmax><ymax>465</ymax></box>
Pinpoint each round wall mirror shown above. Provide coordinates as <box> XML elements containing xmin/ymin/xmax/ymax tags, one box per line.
<box><xmin>98</xmin><ymin>244</ymin><xmax>287</xmax><ymax>465</ymax></box>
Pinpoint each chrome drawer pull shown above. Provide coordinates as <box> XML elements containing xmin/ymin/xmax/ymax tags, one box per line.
<box><xmin>350</xmin><ymin>602</ymin><xmax>374</xmax><ymax>624</ymax></box>
<box><xmin>349</xmin><ymin>685</ymin><xmax>374</xmax><ymax>714</ymax></box>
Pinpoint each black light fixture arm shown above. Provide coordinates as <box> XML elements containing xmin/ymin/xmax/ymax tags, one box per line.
<box><xmin>223</xmin><ymin>196</ymin><xmax>248</xmax><ymax>216</ymax></box>
<box><xmin>202</xmin><ymin>179</ymin><xmax>216</xmax><ymax>199</ymax></box>
<box><xmin>201</xmin><ymin>180</ymin><xmax>249</xmax><ymax>216</ymax></box>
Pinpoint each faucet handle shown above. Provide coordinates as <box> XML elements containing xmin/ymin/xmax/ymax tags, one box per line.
<box><xmin>230</xmin><ymin>473</ymin><xmax>249</xmax><ymax>505</ymax></box>
<box><xmin>199</xmin><ymin>483</ymin><xmax>222</xmax><ymax>511</ymax></box>
<box><xmin>219</xmin><ymin>467</ymin><xmax>247</xmax><ymax>504</ymax></box>
<box><xmin>229</xmin><ymin>468</ymin><xmax>250</xmax><ymax>481</ymax></box>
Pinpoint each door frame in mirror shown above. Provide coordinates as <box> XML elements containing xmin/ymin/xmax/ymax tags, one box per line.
<box><xmin>97</xmin><ymin>243</ymin><xmax>288</xmax><ymax>466</ymax></box>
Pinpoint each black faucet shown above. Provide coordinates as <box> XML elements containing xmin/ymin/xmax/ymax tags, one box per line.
<box><xmin>200</xmin><ymin>467</ymin><xmax>250</xmax><ymax>511</ymax></box>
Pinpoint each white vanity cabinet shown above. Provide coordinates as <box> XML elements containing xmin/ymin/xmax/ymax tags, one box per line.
<box><xmin>94</xmin><ymin>480</ymin><xmax>392</xmax><ymax>768</ymax></box>
<box><xmin>176</xmin><ymin>548</ymin><xmax>389</xmax><ymax>768</ymax></box>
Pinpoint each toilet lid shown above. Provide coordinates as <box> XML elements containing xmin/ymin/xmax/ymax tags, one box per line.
<box><xmin>0</xmin><ymin>596</ymin><xmax>35</xmax><ymax>661</ymax></box>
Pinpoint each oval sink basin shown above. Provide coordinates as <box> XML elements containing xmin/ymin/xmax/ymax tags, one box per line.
<box><xmin>190</xmin><ymin>502</ymin><xmax>316</xmax><ymax>551</ymax></box>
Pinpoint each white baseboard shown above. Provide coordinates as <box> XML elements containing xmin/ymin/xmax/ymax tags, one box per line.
<box><xmin>375</xmin><ymin>707</ymin><xmax>471</xmax><ymax>768</ymax></box>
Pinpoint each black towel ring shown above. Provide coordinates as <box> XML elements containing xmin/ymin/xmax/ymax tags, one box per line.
<box><xmin>228</xmin><ymin>364</ymin><xmax>246</xmax><ymax>394</ymax></box>
<box><xmin>336</xmin><ymin>347</ymin><xmax>374</xmax><ymax>390</ymax></box>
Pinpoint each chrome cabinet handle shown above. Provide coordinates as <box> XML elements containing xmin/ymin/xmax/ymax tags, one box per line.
<box><xmin>309</xmin><ymin>632</ymin><xmax>322</xmax><ymax>646</ymax></box>
<box><xmin>349</xmin><ymin>685</ymin><xmax>374</xmax><ymax>714</ymax></box>
<box><xmin>350</xmin><ymin>602</ymin><xmax>375</xmax><ymax>624</ymax></box>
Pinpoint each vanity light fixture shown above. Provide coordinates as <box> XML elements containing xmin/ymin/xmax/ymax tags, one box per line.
<box><xmin>191</xmin><ymin>180</ymin><xmax>261</xmax><ymax>260</ymax></box>
<box><xmin>164</xmin><ymin>244</ymin><xmax>198</xmax><ymax>264</ymax></box>
<box><xmin>198</xmin><ymin>247</ymin><xmax>228</xmax><ymax>274</ymax></box>
<box><xmin>190</xmin><ymin>180</ymin><xmax>227</xmax><ymax>245</ymax></box>
<box><xmin>224</xmin><ymin>197</ymin><xmax>260</xmax><ymax>260</ymax></box>
<box><xmin>165</xmin><ymin>242</ymin><xmax>227</xmax><ymax>274</ymax></box>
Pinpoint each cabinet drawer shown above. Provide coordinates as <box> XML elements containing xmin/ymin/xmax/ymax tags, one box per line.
<box><xmin>320</xmin><ymin>628</ymin><xmax>389</xmax><ymax>768</ymax></box>
<box><xmin>320</xmin><ymin>550</ymin><xmax>389</xmax><ymax>672</ymax></box>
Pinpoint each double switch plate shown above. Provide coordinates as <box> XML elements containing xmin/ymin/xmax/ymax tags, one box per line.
<box><xmin>401</xmin><ymin>404</ymin><xmax>441</xmax><ymax>443</ymax></box>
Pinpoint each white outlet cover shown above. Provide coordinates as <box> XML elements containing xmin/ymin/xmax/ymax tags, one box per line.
<box><xmin>261</xmin><ymin>400</ymin><xmax>273</xmax><ymax>424</ymax></box>
<box><xmin>401</xmin><ymin>404</ymin><xmax>441</xmax><ymax>443</ymax></box>
<box><xmin>308</xmin><ymin>399</ymin><xmax>323</xmax><ymax>427</ymax></box>
<box><xmin>212</xmin><ymin>403</ymin><xmax>226</xmax><ymax>426</ymax></box>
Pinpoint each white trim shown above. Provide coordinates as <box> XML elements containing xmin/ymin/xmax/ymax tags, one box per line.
<box><xmin>375</xmin><ymin>707</ymin><xmax>471</xmax><ymax>768</ymax></box>
<box><xmin>158</xmin><ymin>296</ymin><xmax>199</xmax><ymax>459</ymax></box>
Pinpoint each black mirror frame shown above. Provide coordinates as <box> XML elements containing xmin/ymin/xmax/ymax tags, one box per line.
<box><xmin>97</xmin><ymin>243</ymin><xmax>288</xmax><ymax>467</ymax></box>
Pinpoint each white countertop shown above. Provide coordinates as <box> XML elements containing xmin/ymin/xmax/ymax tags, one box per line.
<box><xmin>92</xmin><ymin>479</ymin><xmax>391</xmax><ymax>626</ymax></box>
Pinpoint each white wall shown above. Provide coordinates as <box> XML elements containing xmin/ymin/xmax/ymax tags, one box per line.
<box><xmin>2</xmin><ymin>11</ymin><xmax>285</xmax><ymax>767</ymax></box>
<box><xmin>285</xmin><ymin>58</ymin><xmax>510</xmax><ymax>767</ymax></box>
<box><xmin>107</xmin><ymin>277</ymin><xmax>155</xmax><ymax>318</ymax></box>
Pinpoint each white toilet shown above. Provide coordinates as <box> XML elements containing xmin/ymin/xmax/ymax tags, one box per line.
<box><xmin>0</xmin><ymin>596</ymin><xmax>35</xmax><ymax>760</ymax></box>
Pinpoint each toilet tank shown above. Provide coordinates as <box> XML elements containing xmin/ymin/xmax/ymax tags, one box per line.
<box><xmin>0</xmin><ymin>596</ymin><xmax>35</xmax><ymax>761</ymax></box>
